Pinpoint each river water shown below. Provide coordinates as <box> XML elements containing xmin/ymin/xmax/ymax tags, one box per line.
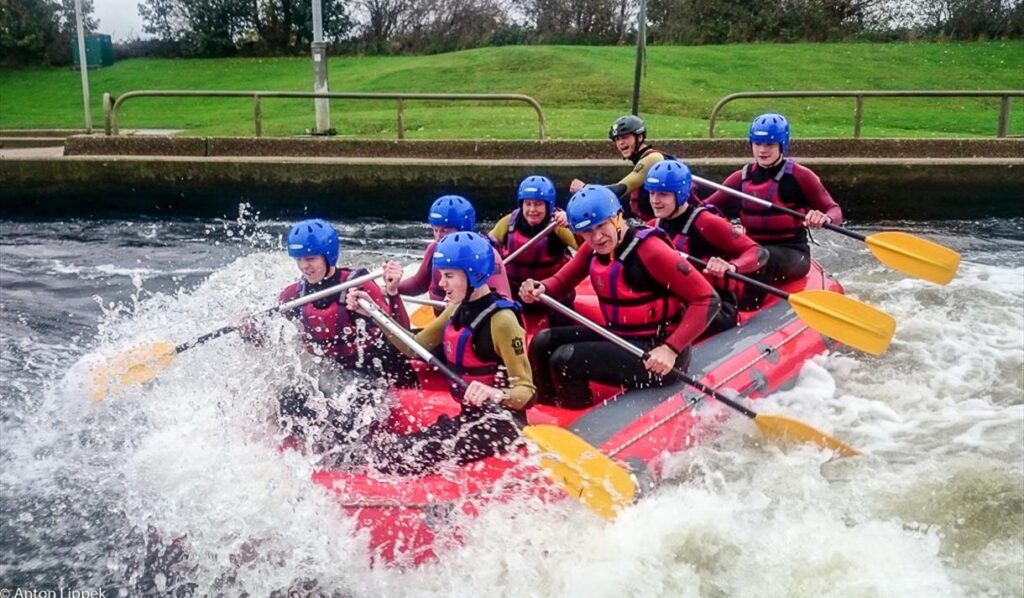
<box><xmin>1</xmin><ymin>211</ymin><xmax>1021</xmax><ymax>597</ymax></box>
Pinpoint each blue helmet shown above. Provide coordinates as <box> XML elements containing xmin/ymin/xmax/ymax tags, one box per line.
<box><xmin>516</xmin><ymin>176</ymin><xmax>557</xmax><ymax>212</ymax></box>
<box><xmin>428</xmin><ymin>195</ymin><xmax>476</xmax><ymax>231</ymax></box>
<box><xmin>748</xmin><ymin>113</ymin><xmax>790</xmax><ymax>154</ymax></box>
<box><xmin>566</xmin><ymin>185</ymin><xmax>622</xmax><ymax>233</ymax></box>
<box><xmin>432</xmin><ymin>231</ymin><xmax>495</xmax><ymax>289</ymax></box>
<box><xmin>287</xmin><ymin>218</ymin><xmax>339</xmax><ymax>265</ymax></box>
<box><xmin>644</xmin><ymin>160</ymin><xmax>693</xmax><ymax>198</ymax></box>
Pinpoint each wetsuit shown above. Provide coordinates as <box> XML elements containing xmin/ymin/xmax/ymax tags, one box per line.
<box><xmin>489</xmin><ymin>209</ymin><xmax>578</xmax><ymax>325</ymax></box>
<box><xmin>398</xmin><ymin>240</ymin><xmax>513</xmax><ymax>312</ymax></box>
<box><xmin>369</xmin><ymin>291</ymin><xmax>535</xmax><ymax>475</ymax></box>
<box><xmin>276</xmin><ymin>268</ymin><xmax>416</xmax><ymax>448</ymax></box>
<box><xmin>704</xmin><ymin>158</ymin><xmax>842</xmax><ymax>310</ymax></box>
<box><xmin>605</xmin><ymin>145</ymin><xmax>670</xmax><ymax>221</ymax></box>
<box><xmin>651</xmin><ymin>206</ymin><xmax>767</xmax><ymax>336</ymax></box>
<box><xmin>529</xmin><ymin>226</ymin><xmax>720</xmax><ymax>409</ymax></box>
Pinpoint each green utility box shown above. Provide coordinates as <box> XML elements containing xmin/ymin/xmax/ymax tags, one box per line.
<box><xmin>71</xmin><ymin>34</ymin><xmax>114</xmax><ymax>68</ymax></box>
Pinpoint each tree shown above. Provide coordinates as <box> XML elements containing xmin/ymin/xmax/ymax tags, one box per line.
<box><xmin>0</xmin><ymin>0</ymin><xmax>99</xmax><ymax>65</ymax></box>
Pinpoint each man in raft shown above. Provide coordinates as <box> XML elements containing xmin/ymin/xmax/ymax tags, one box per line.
<box><xmin>398</xmin><ymin>194</ymin><xmax>512</xmax><ymax>312</ymax></box>
<box><xmin>241</xmin><ymin>219</ymin><xmax>415</xmax><ymax>449</ymax></box>
<box><xmin>569</xmin><ymin>115</ymin><xmax>670</xmax><ymax>221</ymax></box>
<box><xmin>645</xmin><ymin>159</ymin><xmax>767</xmax><ymax>336</ymax></box>
<box><xmin>702</xmin><ymin>113</ymin><xmax>843</xmax><ymax>309</ymax></box>
<box><xmin>519</xmin><ymin>185</ymin><xmax>720</xmax><ymax>410</ymax></box>
<box><xmin>348</xmin><ymin>232</ymin><xmax>534</xmax><ymax>475</ymax></box>
<box><xmin>488</xmin><ymin>175</ymin><xmax>578</xmax><ymax>322</ymax></box>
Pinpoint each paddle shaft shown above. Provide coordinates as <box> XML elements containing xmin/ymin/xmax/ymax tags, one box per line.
<box><xmin>174</xmin><ymin>269</ymin><xmax>383</xmax><ymax>354</ymax></box>
<box><xmin>692</xmin><ymin>175</ymin><xmax>864</xmax><ymax>242</ymax></box>
<box><xmin>502</xmin><ymin>220</ymin><xmax>560</xmax><ymax>264</ymax></box>
<box><xmin>538</xmin><ymin>294</ymin><xmax>758</xmax><ymax>419</ymax></box>
<box><xmin>401</xmin><ymin>295</ymin><xmax>447</xmax><ymax>309</ymax></box>
<box><xmin>679</xmin><ymin>251</ymin><xmax>790</xmax><ymax>301</ymax></box>
<box><xmin>356</xmin><ymin>297</ymin><xmax>468</xmax><ymax>391</ymax></box>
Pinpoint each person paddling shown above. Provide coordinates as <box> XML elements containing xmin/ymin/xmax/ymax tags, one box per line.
<box><xmin>398</xmin><ymin>194</ymin><xmax>512</xmax><ymax>312</ymax></box>
<box><xmin>241</xmin><ymin>219</ymin><xmax>415</xmax><ymax>449</ymax></box>
<box><xmin>348</xmin><ymin>232</ymin><xmax>534</xmax><ymax>475</ymax></box>
<box><xmin>645</xmin><ymin>160</ymin><xmax>767</xmax><ymax>336</ymax></box>
<box><xmin>519</xmin><ymin>186</ymin><xmax>720</xmax><ymax>410</ymax></box>
<box><xmin>488</xmin><ymin>175</ymin><xmax>578</xmax><ymax>322</ymax></box>
<box><xmin>569</xmin><ymin>115</ymin><xmax>671</xmax><ymax>222</ymax></box>
<box><xmin>702</xmin><ymin>113</ymin><xmax>843</xmax><ymax>310</ymax></box>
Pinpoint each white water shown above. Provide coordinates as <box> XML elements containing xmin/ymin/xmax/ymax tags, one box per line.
<box><xmin>1</xmin><ymin>219</ymin><xmax>1021</xmax><ymax>596</ymax></box>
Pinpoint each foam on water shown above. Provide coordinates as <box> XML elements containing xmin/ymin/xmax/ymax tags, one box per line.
<box><xmin>3</xmin><ymin>219</ymin><xmax>1022</xmax><ymax>596</ymax></box>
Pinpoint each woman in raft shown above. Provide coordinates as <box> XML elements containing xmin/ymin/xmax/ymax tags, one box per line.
<box><xmin>348</xmin><ymin>231</ymin><xmax>534</xmax><ymax>475</ymax></box>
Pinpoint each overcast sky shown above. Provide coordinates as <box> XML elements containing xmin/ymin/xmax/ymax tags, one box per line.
<box><xmin>93</xmin><ymin>0</ymin><xmax>147</xmax><ymax>41</ymax></box>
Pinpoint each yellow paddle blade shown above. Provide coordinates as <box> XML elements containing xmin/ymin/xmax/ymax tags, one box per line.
<box><xmin>788</xmin><ymin>290</ymin><xmax>896</xmax><ymax>356</ymax></box>
<box><xmin>410</xmin><ymin>304</ymin><xmax>437</xmax><ymax>329</ymax></box>
<box><xmin>753</xmin><ymin>414</ymin><xmax>860</xmax><ymax>458</ymax></box>
<box><xmin>865</xmin><ymin>231</ymin><xmax>960</xmax><ymax>286</ymax></box>
<box><xmin>89</xmin><ymin>341</ymin><xmax>177</xmax><ymax>401</ymax></box>
<box><xmin>523</xmin><ymin>424</ymin><xmax>636</xmax><ymax>520</ymax></box>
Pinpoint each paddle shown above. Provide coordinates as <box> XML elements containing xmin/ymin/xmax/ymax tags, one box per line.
<box><xmin>692</xmin><ymin>174</ymin><xmax>960</xmax><ymax>285</ymax></box>
<box><xmin>355</xmin><ymin>296</ymin><xmax>636</xmax><ymax>520</ymax></box>
<box><xmin>90</xmin><ymin>269</ymin><xmax>383</xmax><ymax>402</ymax></box>
<box><xmin>408</xmin><ymin>219</ymin><xmax>563</xmax><ymax>328</ymax></box>
<box><xmin>537</xmin><ymin>294</ymin><xmax>861</xmax><ymax>457</ymax></box>
<box><xmin>682</xmin><ymin>252</ymin><xmax>895</xmax><ymax>355</ymax></box>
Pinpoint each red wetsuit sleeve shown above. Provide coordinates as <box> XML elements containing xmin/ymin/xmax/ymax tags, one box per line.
<box><xmin>359</xmin><ymin>278</ymin><xmax>410</xmax><ymax>327</ymax></box>
<box><xmin>701</xmin><ymin>170</ymin><xmax>743</xmax><ymax>218</ymax></box>
<box><xmin>540</xmin><ymin>242</ymin><xmax>593</xmax><ymax>298</ymax></box>
<box><xmin>792</xmin><ymin>163</ymin><xmax>843</xmax><ymax>225</ymax></box>
<box><xmin>636</xmin><ymin>239</ymin><xmax>720</xmax><ymax>354</ymax></box>
<box><xmin>398</xmin><ymin>241</ymin><xmax>437</xmax><ymax>296</ymax></box>
<box><xmin>693</xmin><ymin>212</ymin><xmax>767</xmax><ymax>274</ymax></box>
<box><xmin>489</xmin><ymin>251</ymin><xmax>513</xmax><ymax>299</ymax></box>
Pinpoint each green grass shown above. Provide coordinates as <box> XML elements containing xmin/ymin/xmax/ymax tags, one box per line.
<box><xmin>1</xmin><ymin>42</ymin><xmax>1022</xmax><ymax>138</ymax></box>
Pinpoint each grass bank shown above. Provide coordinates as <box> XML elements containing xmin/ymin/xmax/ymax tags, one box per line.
<box><xmin>1</xmin><ymin>42</ymin><xmax>1021</xmax><ymax>139</ymax></box>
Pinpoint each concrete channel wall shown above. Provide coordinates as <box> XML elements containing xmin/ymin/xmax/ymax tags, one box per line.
<box><xmin>2</xmin><ymin>137</ymin><xmax>1021</xmax><ymax>220</ymax></box>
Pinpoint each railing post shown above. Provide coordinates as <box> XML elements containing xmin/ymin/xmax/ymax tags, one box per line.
<box><xmin>102</xmin><ymin>92</ymin><xmax>112</xmax><ymax>136</ymax></box>
<box><xmin>253</xmin><ymin>95</ymin><xmax>262</xmax><ymax>137</ymax></box>
<box><xmin>397</xmin><ymin>98</ymin><xmax>405</xmax><ymax>140</ymax></box>
<box><xmin>998</xmin><ymin>96</ymin><xmax>1011</xmax><ymax>138</ymax></box>
<box><xmin>854</xmin><ymin>95</ymin><xmax>863</xmax><ymax>139</ymax></box>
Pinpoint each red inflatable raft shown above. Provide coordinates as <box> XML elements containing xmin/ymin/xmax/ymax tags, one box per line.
<box><xmin>311</xmin><ymin>261</ymin><xmax>842</xmax><ymax>566</ymax></box>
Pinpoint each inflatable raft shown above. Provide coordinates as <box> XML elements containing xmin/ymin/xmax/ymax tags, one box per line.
<box><xmin>311</xmin><ymin>261</ymin><xmax>842</xmax><ymax>566</ymax></box>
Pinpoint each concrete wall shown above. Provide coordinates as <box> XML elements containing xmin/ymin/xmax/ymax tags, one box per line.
<box><xmin>3</xmin><ymin>137</ymin><xmax>1022</xmax><ymax>220</ymax></box>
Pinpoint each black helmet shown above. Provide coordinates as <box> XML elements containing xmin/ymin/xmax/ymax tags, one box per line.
<box><xmin>608</xmin><ymin>114</ymin><xmax>646</xmax><ymax>140</ymax></box>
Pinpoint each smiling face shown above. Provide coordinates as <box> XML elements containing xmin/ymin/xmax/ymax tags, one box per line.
<box><xmin>295</xmin><ymin>255</ymin><xmax>330</xmax><ymax>284</ymax></box>
<box><xmin>437</xmin><ymin>268</ymin><xmax>469</xmax><ymax>303</ymax></box>
<box><xmin>612</xmin><ymin>134</ymin><xmax>639</xmax><ymax>159</ymax></box>
<box><xmin>751</xmin><ymin>142</ymin><xmax>782</xmax><ymax>168</ymax></box>
<box><xmin>432</xmin><ymin>225</ymin><xmax>459</xmax><ymax>241</ymax></box>
<box><xmin>648</xmin><ymin>190</ymin><xmax>681</xmax><ymax>219</ymax></box>
<box><xmin>579</xmin><ymin>218</ymin><xmax>621</xmax><ymax>255</ymax></box>
<box><xmin>521</xmin><ymin>199</ymin><xmax>549</xmax><ymax>226</ymax></box>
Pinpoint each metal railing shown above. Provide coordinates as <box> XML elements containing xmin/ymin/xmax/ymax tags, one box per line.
<box><xmin>102</xmin><ymin>90</ymin><xmax>548</xmax><ymax>140</ymax></box>
<box><xmin>708</xmin><ymin>90</ymin><xmax>1023</xmax><ymax>139</ymax></box>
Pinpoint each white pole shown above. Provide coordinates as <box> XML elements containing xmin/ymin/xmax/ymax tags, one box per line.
<box><xmin>310</xmin><ymin>0</ymin><xmax>331</xmax><ymax>134</ymax></box>
<box><xmin>73</xmin><ymin>0</ymin><xmax>93</xmax><ymax>133</ymax></box>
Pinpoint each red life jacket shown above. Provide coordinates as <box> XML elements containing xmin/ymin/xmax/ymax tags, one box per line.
<box><xmin>655</xmin><ymin>206</ymin><xmax>710</xmax><ymax>257</ymax></box>
<box><xmin>280</xmin><ymin>268</ymin><xmax>373</xmax><ymax>363</ymax></box>
<box><xmin>589</xmin><ymin>228</ymin><xmax>683</xmax><ymax>338</ymax></box>
<box><xmin>503</xmin><ymin>209</ymin><xmax>571</xmax><ymax>294</ymax></box>
<box><xmin>442</xmin><ymin>299</ymin><xmax>521</xmax><ymax>402</ymax></box>
<box><xmin>738</xmin><ymin>159</ymin><xmax>805</xmax><ymax>243</ymax></box>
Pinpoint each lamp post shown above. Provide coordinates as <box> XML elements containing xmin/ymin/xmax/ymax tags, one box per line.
<box><xmin>73</xmin><ymin>0</ymin><xmax>92</xmax><ymax>133</ymax></box>
<box><xmin>631</xmin><ymin>0</ymin><xmax>647</xmax><ymax>116</ymax></box>
<box><xmin>310</xmin><ymin>0</ymin><xmax>333</xmax><ymax>135</ymax></box>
